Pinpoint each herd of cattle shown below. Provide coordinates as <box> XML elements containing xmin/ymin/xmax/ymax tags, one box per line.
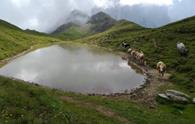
<box><xmin>121</xmin><ymin>42</ymin><xmax>189</xmax><ymax>77</ymax></box>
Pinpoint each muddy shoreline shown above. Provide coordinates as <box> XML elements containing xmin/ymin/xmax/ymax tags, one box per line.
<box><xmin>87</xmin><ymin>52</ymin><xmax>171</xmax><ymax>107</ymax></box>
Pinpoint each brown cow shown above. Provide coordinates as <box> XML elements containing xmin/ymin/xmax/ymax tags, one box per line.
<box><xmin>128</xmin><ymin>48</ymin><xmax>145</xmax><ymax>65</ymax></box>
<box><xmin>157</xmin><ymin>61</ymin><xmax>166</xmax><ymax>77</ymax></box>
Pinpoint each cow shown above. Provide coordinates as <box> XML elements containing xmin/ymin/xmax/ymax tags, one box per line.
<box><xmin>157</xmin><ymin>61</ymin><xmax>166</xmax><ymax>77</ymax></box>
<box><xmin>121</xmin><ymin>42</ymin><xmax>130</xmax><ymax>48</ymax></box>
<box><xmin>135</xmin><ymin>50</ymin><xmax>145</xmax><ymax>64</ymax></box>
<box><xmin>176</xmin><ymin>42</ymin><xmax>189</xmax><ymax>56</ymax></box>
<box><xmin>128</xmin><ymin>48</ymin><xmax>145</xmax><ymax>65</ymax></box>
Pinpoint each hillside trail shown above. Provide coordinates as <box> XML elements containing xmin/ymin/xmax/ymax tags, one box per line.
<box><xmin>127</xmin><ymin>61</ymin><xmax>172</xmax><ymax>108</ymax></box>
<box><xmin>118</xmin><ymin>52</ymin><xmax>172</xmax><ymax>107</ymax></box>
<box><xmin>61</xmin><ymin>96</ymin><xmax>133</xmax><ymax>124</ymax></box>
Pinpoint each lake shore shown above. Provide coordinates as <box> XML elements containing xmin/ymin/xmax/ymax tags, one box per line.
<box><xmin>0</xmin><ymin>41</ymin><xmax>170</xmax><ymax>107</ymax></box>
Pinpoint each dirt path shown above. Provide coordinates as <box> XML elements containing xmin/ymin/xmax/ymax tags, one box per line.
<box><xmin>129</xmin><ymin>68</ymin><xmax>171</xmax><ymax>107</ymax></box>
<box><xmin>114</xmin><ymin>52</ymin><xmax>172</xmax><ymax>107</ymax></box>
<box><xmin>61</xmin><ymin>96</ymin><xmax>132</xmax><ymax>124</ymax></box>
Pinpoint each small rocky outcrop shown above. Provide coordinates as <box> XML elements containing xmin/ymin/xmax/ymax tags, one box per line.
<box><xmin>158</xmin><ymin>90</ymin><xmax>191</xmax><ymax>103</ymax></box>
<box><xmin>158</xmin><ymin>93</ymin><xmax>170</xmax><ymax>101</ymax></box>
<box><xmin>193</xmin><ymin>98</ymin><xmax>195</xmax><ymax>104</ymax></box>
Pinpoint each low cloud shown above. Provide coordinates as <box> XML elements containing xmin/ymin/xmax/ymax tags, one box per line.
<box><xmin>0</xmin><ymin>0</ymin><xmax>195</xmax><ymax>32</ymax></box>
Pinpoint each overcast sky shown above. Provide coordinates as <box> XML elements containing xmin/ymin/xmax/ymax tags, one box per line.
<box><xmin>0</xmin><ymin>0</ymin><xmax>195</xmax><ymax>32</ymax></box>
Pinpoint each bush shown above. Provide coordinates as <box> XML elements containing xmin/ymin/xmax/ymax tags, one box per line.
<box><xmin>176</xmin><ymin>65</ymin><xmax>193</xmax><ymax>72</ymax></box>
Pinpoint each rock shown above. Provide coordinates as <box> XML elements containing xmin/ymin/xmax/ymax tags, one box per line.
<box><xmin>166</xmin><ymin>90</ymin><xmax>191</xmax><ymax>99</ymax></box>
<box><xmin>158</xmin><ymin>90</ymin><xmax>191</xmax><ymax>103</ymax></box>
<box><xmin>165</xmin><ymin>90</ymin><xmax>190</xmax><ymax>103</ymax></box>
<box><xmin>193</xmin><ymin>98</ymin><xmax>195</xmax><ymax>104</ymax></box>
<box><xmin>158</xmin><ymin>93</ymin><xmax>170</xmax><ymax>101</ymax></box>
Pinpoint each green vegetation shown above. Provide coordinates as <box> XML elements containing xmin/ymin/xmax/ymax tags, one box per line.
<box><xmin>0</xmin><ymin>16</ymin><xmax>195</xmax><ymax>124</ymax></box>
<box><xmin>1</xmin><ymin>76</ymin><xmax>195</xmax><ymax>124</ymax></box>
<box><xmin>52</xmin><ymin>12</ymin><xmax>116</xmax><ymax>40</ymax></box>
<box><xmin>78</xmin><ymin>17</ymin><xmax>195</xmax><ymax>96</ymax></box>
<box><xmin>0</xmin><ymin>20</ymin><xmax>61</xmax><ymax>61</ymax></box>
<box><xmin>53</xmin><ymin>24</ymin><xmax>90</xmax><ymax>40</ymax></box>
<box><xmin>0</xmin><ymin>76</ymin><xmax>122</xmax><ymax>124</ymax></box>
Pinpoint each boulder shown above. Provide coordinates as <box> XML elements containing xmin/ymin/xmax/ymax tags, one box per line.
<box><xmin>158</xmin><ymin>90</ymin><xmax>191</xmax><ymax>103</ymax></box>
<box><xmin>193</xmin><ymin>98</ymin><xmax>195</xmax><ymax>104</ymax></box>
<box><xmin>166</xmin><ymin>90</ymin><xmax>190</xmax><ymax>99</ymax></box>
<box><xmin>165</xmin><ymin>90</ymin><xmax>190</xmax><ymax>103</ymax></box>
<box><xmin>158</xmin><ymin>93</ymin><xmax>170</xmax><ymax>101</ymax></box>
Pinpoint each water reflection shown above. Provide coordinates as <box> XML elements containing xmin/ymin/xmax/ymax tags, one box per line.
<box><xmin>0</xmin><ymin>45</ymin><xmax>146</xmax><ymax>94</ymax></box>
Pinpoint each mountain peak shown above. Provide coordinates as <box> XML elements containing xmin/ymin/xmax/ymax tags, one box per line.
<box><xmin>88</xmin><ymin>11</ymin><xmax>116</xmax><ymax>24</ymax></box>
<box><xmin>67</xmin><ymin>10</ymin><xmax>89</xmax><ymax>25</ymax></box>
<box><xmin>51</xmin><ymin>11</ymin><xmax>117</xmax><ymax>37</ymax></box>
<box><xmin>88</xmin><ymin>11</ymin><xmax>116</xmax><ymax>33</ymax></box>
<box><xmin>52</xmin><ymin>22</ymin><xmax>79</xmax><ymax>35</ymax></box>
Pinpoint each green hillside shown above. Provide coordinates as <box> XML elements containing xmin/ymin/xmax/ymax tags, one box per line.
<box><xmin>0</xmin><ymin>20</ymin><xmax>61</xmax><ymax>61</ymax></box>
<box><xmin>52</xmin><ymin>23</ymin><xmax>90</xmax><ymax>40</ymax></box>
<box><xmin>0</xmin><ymin>17</ymin><xmax>195</xmax><ymax>124</ymax></box>
<box><xmin>1</xmin><ymin>75</ymin><xmax>195</xmax><ymax>124</ymax></box>
<box><xmin>78</xmin><ymin>17</ymin><xmax>195</xmax><ymax>95</ymax></box>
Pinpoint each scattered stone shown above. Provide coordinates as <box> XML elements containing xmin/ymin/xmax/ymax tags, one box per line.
<box><xmin>193</xmin><ymin>98</ymin><xmax>195</xmax><ymax>104</ymax></box>
<box><xmin>166</xmin><ymin>90</ymin><xmax>190</xmax><ymax>99</ymax></box>
<box><xmin>158</xmin><ymin>93</ymin><xmax>170</xmax><ymax>101</ymax></box>
<box><xmin>158</xmin><ymin>90</ymin><xmax>191</xmax><ymax>103</ymax></box>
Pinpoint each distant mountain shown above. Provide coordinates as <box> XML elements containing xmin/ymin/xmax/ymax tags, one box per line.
<box><xmin>66</xmin><ymin>10</ymin><xmax>89</xmax><ymax>25</ymax></box>
<box><xmin>51</xmin><ymin>22</ymin><xmax>90</xmax><ymax>40</ymax></box>
<box><xmin>51</xmin><ymin>11</ymin><xmax>117</xmax><ymax>40</ymax></box>
<box><xmin>52</xmin><ymin>10</ymin><xmax>89</xmax><ymax>35</ymax></box>
<box><xmin>52</xmin><ymin>22</ymin><xmax>79</xmax><ymax>35</ymax></box>
<box><xmin>87</xmin><ymin>11</ymin><xmax>116</xmax><ymax>33</ymax></box>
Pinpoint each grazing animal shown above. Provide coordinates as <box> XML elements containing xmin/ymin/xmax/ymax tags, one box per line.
<box><xmin>121</xmin><ymin>42</ymin><xmax>130</xmax><ymax>48</ymax></box>
<box><xmin>176</xmin><ymin>42</ymin><xmax>188</xmax><ymax>56</ymax></box>
<box><xmin>128</xmin><ymin>48</ymin><xmax>136</xmax><ymax>58</ymax></box>
<box><xmin>128</xmin><ymin>48</ymin><xmax>145</xmax><ymax>65</ymax></box>
<box><xmin>157</xmin><ymin>61</ymin><xmax>166</xmax><ymax>77</ymax></box>
<box><xmin>127</xmin><ymin>48</ymin><xmax>133</xmax><ymax>53</ymax></box>
<box><xmin>135</xmin><ymin>51</ymin><xmax>145</xmax><ymax>64</ymax></box>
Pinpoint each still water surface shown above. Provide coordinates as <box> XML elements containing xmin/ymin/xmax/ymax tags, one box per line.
<box><xmin>0</xmin><ymin>45</ymin><xmax>146</xmax><ymax>94</ymax></box>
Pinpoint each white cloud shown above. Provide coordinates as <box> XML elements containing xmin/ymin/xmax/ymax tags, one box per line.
<box><xmin>11</xmin><ymin>0</ymin><xmax>31</xmax><ymax>7</ymax></box>
<box><xmin>120</xmin><ymin>0</ymin><xmax>173</xmax><ymax>6</ymax></box>
<box><xmin>1</xmin><ymin>0</ymin><xmax>195</xmax><ymax>32</ymax></box>
<box><xmin>28</xmin><ymin>18</ymin><xmax>39</xmax><ymax>30</ymax></box>
<box><xmin>93</xmin><ymin>0</ymin><xmax>117</xmax><ymax>8</ymax></box>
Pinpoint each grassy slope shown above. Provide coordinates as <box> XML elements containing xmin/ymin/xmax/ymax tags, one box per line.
<box><xmin>54</xmin><ymin>25</ymin><xmax>90</xmax><ymax>40</ymax></box>
<box><xmin>78</xmin><ymin>17</ymin><xmax>195</xmax><ymax>95</ymax></box>
<box><xmin>0</xmin><ymin>18</ymin><xmax>195</xmax><ymax>124</ymax></box>
<box><xmin>0</xmin><ymin>20</ymin><xmax>60</xmax><ymax>60</ymax></box>
<box><xmin>0</xmin><ymin>76</ymin><xmax>123</xmax><ymax>124</ymax></box>
<box><xmin>0</xmin><ymin>20</ymin><xmax>121</xmax><ymax>124</ymax></box>
<box><xmin>0</xmin><ymin>76</ymin><xmax>195</xmax><ymax>124</ymax></box>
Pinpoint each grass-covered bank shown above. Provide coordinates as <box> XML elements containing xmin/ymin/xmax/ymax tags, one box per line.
<box><xmin>78</xmin><ymin>17</ymin><xmax>195</xmax><ymax>96</ymax></box>
<box><xmin>0</xmin><ymin>19</ymin><xmax>61</xmax><ymax>61</ymax></box>
<box><xmin>0</xmin><ymin>76</ymin><xmax>195</xmax><ymax>124</ymax></box>
<box><xmin>0</xmin><ymin>76</ymin><xmax>122</xmax><ymax>124</ymax></box>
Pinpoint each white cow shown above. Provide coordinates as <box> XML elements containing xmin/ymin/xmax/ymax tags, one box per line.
<box><xmin>157</xmin><ymin>61</ymin><xmax>166</xmax><ymax>77</ymax></box>
<box><xmin>177</xmin><ymin>42</ymin><xmax>188</xmax><ymax>56</ymax></box>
